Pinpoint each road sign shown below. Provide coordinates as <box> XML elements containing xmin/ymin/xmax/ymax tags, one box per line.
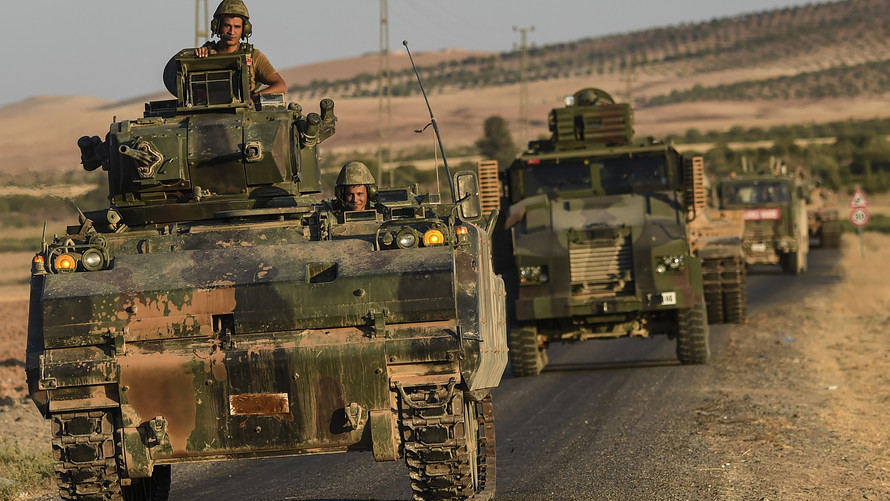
<box><xmin>850</xmin><ymin>208</ymin><xmax>870</xmax><ymax>227</ymax></box>
<box><xmin>849</xmin><ymin>188</ymin><xmax>869</xmax><ymax>209</ymax></box>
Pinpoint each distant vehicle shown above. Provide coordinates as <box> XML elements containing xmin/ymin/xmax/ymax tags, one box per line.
<box><xmin>26</xmin><ymin>48</ymin><xmax>506</xmax><ymax>501</ymax></box>
<box><xmin>805</xmin><ymin>181</ymin><xmax>842</xmax><ymax>249</ymax></box>
<box><xmin>494</xmin><ymin>88</ymin><xmax>744</xmax><ymax>377</ymax></box>
<box><xmin>714</xmin><ymin>170</ymin><xmax>809</xmax><ymax>274</ymax></box>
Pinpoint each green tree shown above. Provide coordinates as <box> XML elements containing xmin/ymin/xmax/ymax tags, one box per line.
<box><xmin>475</xmin><ymin>116</ymin><xmax>517</xmax><ymax>171</ymax></box>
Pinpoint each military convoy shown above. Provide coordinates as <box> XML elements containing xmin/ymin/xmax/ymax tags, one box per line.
<box><xmin>714</xmin><ymin>170</ymin><xmax>810</xmax><ymax>274</ymax></box>
<box><xmin>495</xmin><ymin>88</ymin><xmax>746</xmax><ymax>377</ymax></box>
<box><xmin>26</xmin><ymin>47</ymin><xmax>506</xmax><ymax>500</ymax></box>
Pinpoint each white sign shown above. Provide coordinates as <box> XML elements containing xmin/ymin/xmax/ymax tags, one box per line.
<box><xmin>850</xmin><ymin>208</ymin><xmax>870</xmax><ymax>227</ymax></box>
<box><xmin>849</xmin><ymin>188</ymin><xmax>869</xmax><ymax>209</ymax></box>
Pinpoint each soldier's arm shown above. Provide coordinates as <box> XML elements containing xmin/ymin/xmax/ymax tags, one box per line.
<box><xmin>255</xmin><ymin>72</ymin><xmax>286</xmax><ymax>95</ymax></box>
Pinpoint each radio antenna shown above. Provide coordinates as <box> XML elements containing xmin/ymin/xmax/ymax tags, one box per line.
<box><xmin>403</xmin><ymin>40</ymin><xmax>455</xmax><ymax>201</ymax></box>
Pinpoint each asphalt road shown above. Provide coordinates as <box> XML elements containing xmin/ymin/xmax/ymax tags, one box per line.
<box><xmin>169</xmin><ymin>248</ymin><xmax>841</xmax><ymax>501</ymax></box>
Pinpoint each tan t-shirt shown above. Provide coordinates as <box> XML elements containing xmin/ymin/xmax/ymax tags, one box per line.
<box><xmin>248</xmin><ymin>48</ymin><xmax>279</xmax><ymax>92</ymax></box>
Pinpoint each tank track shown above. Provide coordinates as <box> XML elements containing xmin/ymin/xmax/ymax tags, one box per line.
<box><xmin>400</xmin><ymin>382</ymin><xmax>496</xmax><ymax>501</ymax></box>
<box><xmin>51</xmin><ymin>410</ymin><xmax>124</xmax><ymax>501</ymax></box>
<box><xmin>701</xmin><ymin>256</ymin><xmax>747</xmax><ymax>324</ymax></box>
<box><xmin>820</xmin><ymin>220</ymin><xmax>842</xmax><ymax>249</ymax></box>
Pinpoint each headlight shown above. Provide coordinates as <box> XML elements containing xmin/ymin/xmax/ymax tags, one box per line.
<box><xmin>81</xmin><ymin>248</ymin><xmax>105</xmax><ymax>271</ymax></box>
<box><xmin>423</xmin><ymin>229</ymin><xmax>446</xmax><ymax>246</ymax></box>
<box><xmin>397</xmin><ymin>230</ymin><xmax>418</xmax><ymax>249</ymax></box>
<box><xmin>655</xmin><ymin>255</ymin><xmax>685</xmax><ymax>274</ymax></box>
<box><xmin>54</xmin><ymin>253</ymin><xmax>77</xmax><ymax>273</ymax></box>
<box><xmin>519</xmin><ymin>265</ymin><xmax>548</xmax><ymax>285</ymax></box>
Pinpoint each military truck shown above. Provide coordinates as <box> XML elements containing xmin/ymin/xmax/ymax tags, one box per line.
<box><xmin>26</xmin><ymin>48</ymin><xmax>507</xmax><ymax>501</ymax></box>
<box><xmin>806</xmin><ymin>183</ymin><xmax>842</xmax><ymax>249</ymax></box>
<box><xmin>496</xmin><ymin>88</ymin><xmax>744</xmax><ymax>377</ymax></box>
<box><xmin>714</xmin><ymin>171</ymin><xmax>809</xmax><ymax>274</ymax></box>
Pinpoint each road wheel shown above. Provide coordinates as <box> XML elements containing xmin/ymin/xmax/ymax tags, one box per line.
<box><xmin>676</xmin><ymin>301</ymin><xmax>710</xmax><ymax>365</ymax></box>
<box><xmin>403</xmin><ymin>388</ymin><xmax>496</xmax><ymax>501</ymax></box>
<box><xmin>508</xmin><ymin>325</ymin><xmax>548</xmax><ymax>377</ymax></box>
<box><xmin>122</xmin><ymin>465</ymin><xmax>171</xmax><ymax>501</ymax></box>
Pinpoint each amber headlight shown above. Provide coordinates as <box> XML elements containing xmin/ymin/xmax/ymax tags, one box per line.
<box><xmin>423</xmin><ymin>229</ymin><xmax>446</xmax><ymax>246</ymax></box>
<box><xmin>54</xmin><ymin>253</ymin><xmax>77</xmax><ymax>273</ymax></box>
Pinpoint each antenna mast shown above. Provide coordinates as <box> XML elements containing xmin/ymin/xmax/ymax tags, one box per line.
<box><xmin>403</xmin><ymin>40</ymin><xmax>455</xmax><ymax>201</ymax></box>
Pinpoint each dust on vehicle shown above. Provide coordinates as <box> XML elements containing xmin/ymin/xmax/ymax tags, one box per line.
<box><xmin>714</xmin><ymin>166</ymin><xmax>810</xmax><ymax>274</ymax></box>
<box><xmin>494</xmin><ymin>88</ymin><xmax>745</xmax><ymax>377</ymax></box>
<box><xmin>26</xmin><ymin>47</ymin><xmax>506</xmax><ymax>500</ymax></box>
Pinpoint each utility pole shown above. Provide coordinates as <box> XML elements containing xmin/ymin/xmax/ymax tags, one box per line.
<box><xmin>195</xmin><ymin>0</ymin><xmax>210</xmax><ymax>47</ymax></box>
<box><xmin>378</xmin><ymin>0</ymin><xmax>392</xmax><ymax>186</ymax></box>
<box><xmin>514</xmin><ymin>26</ymin><xmax>534</xmax><ymax>146</ymax></box>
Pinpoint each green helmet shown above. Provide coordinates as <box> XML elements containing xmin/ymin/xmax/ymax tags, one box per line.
<box><xmin>336</xmin><ymin>162</ymin><xmax>377</xmax><ymax>203</ymax></box>
<box><xmin>211</xmin><ymin>0</ymin><xmax>252</xmax><ymax>39</ymax></box>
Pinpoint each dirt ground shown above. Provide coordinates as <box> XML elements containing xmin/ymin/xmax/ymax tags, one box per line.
<box><xmin>1</xmin><ymin>231</ymin><xmax>889</xmax><ymax>499</ymax></box>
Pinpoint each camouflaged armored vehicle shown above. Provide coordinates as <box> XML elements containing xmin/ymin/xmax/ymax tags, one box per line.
<box><xmin>715</xmin><ymin>170</ymin><xmax>809</xmax><ymax>274</ymax></box>
<box><xmin>26</xmin><ymin>48</ymin><xmax>507</xmax><ymax>501</ymax></box>
<box><xmin>496</xmin><ymin>88</ymin><xmax>745</xmax><ymax>377</ymax></box>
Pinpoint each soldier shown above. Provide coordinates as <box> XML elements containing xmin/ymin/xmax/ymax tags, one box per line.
<box><xmin>335</xmin><ymin>161</ymin><xmax>377</xmax><ymax>212</ymax></box>
<box><xmin>194</xmin><ymin>0</ymin><xmax>287</xmax><ymax>98</ymax></box>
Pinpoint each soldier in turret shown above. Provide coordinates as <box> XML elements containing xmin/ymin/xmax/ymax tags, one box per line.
<box><xmin>194</xmin><ymin>0</ymin><xmax>286</xmax><ymax>99</ymax></box>
<box><xmin>335</xmin><ymin>162</ymin><xmax>378</xmax><ymax>212</ymax></box>
<box><xmin>331</xmin><ymin>162</ymin><xmax>378</xmax><ymax>216</ymax></box>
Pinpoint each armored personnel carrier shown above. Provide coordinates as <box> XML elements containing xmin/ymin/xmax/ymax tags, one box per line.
<box><xmin>26</xmin><ymin>48</ymin><xmax>506</xmax><ymax>500</ymax></box>
<box><xmin>496</xmin><ymin>88</ymin><xmax>743</xmax><ymax>377</ymax></box>
<box><xmin>714</xmin><ymin>170</ymin><xmax>809</xmax><ymax>274</ymax></box>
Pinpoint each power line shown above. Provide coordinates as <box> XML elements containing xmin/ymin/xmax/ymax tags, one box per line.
<box><xmin>195</xmin><ymin>0</ymin><xmax>210</xmax><ymax>48</ymax></box>
<box><xmin>514</xmin><ymin>25</ymin><xmax>534</xmax><ymax>146</ymax></box>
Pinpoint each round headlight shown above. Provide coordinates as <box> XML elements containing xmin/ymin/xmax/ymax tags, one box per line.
<box><xmin>423</xmin><ymin>229</ymin><xmax>445</xmax><ymax>246</ymax></box>
<box><xmin>397</xmin><ymin>230</ymin><xmax>418</xmax><ymax>249</ymax></box>
<box><xmin>54</xmin><ymin>253</ymin><xmax>77</xmax><ymax>273</ymax></box>
<box><xmin>81</xmin><ymin>248</ymin><xmax>105</xmax><ymax>271</ymax></box>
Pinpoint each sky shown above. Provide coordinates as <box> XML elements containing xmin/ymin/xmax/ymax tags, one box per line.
<box><xmin>5</xmin><ymin>0</ymin><xmax>826</xmax><ymax>108</ymax></box>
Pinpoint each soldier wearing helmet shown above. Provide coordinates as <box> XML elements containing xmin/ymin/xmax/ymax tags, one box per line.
<box><xmin>194</xmin><ymin>0</ymin><xmax>286</xmax><ymax>98</ymax></box>
<box><xmin>335</xmin><ymin>162</ymin><xmax>378</xmax><ymax>213</ymax></box>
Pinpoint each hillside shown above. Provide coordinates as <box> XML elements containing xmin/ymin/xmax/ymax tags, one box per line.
<box><xmin>3</xmin><ymin>0</ymin><xmax>890</xmax><ymax>180</ymax></box>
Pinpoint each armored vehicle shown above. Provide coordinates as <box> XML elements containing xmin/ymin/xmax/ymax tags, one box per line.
<box><xmin>497</xmin><ymin>88</ymin><xmax>743</xmax><ymax>377</ymax></box>
<box><xmin>26</xmin><ymin>48</ymin><xmax>507</xmax><ymax>500</ymax></box>
<box><xmin>715</xmin><ymin>171</ymin><xmax>809</xmax><ymax>274</ymax></box>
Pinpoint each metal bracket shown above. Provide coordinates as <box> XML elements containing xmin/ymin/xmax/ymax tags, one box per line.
<box><xmin>344</xmin><ymin>402</ymin><xmax>364</xmax><ymax>430</ymax></box>
<box><xmin>146</xmin><ymin>416</ymin><xmax>168</xmax><ymax>447</ymax></box>
<box><xmin>369</xmin><ymin>309</ymin><xmax>387</xmax><ymax>338</ymax></box>
<box><xmin>394</xmin><ymin>378</ymin><xmax>458</xmax><ymax>410</ymax></box>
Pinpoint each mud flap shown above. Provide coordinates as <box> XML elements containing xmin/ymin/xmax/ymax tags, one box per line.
<box><xmin>121</xmin><ymin>426</ymin><xmax>152</xmax><ymax>479</ymax></box>
<box><xmin>370</xmin><ymin>409</ymin><xmax>399</xmax><ymax>461</ymax></box>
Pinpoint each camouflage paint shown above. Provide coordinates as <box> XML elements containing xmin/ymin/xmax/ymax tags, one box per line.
<box><xmin>28</xmin><ymin>48</ymin><xmax>506</xmax><ymax>489</ymax></box>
